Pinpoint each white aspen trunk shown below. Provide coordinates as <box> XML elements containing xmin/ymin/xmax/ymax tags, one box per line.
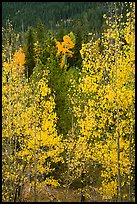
<box><xmin>128</xmin><ymin>6</ymin><xmax>134</xmax><ymax>200</ymax></box>
<box><xmin>128</xmin><ymin>133</ymin><xmax>132</xmax><ymax>201</ymax></box>
<box><xmin>65</xmin><ymin>109</ymin><xmax>74</xmax><ymax>201</ymax></box>
<box><xmin>7</xmin><ymin>67</ymin><xmax>13</xmax><ymax>201</ymax></box>
<box><xmin>34</xmin><ymin>123</ymin><xmax>37</xmax><ymax>202</ymax></box>
<box><xmin>114</xmin><ymin>3</ymin><xmax>122</xmax><ymax>202</ymax></box>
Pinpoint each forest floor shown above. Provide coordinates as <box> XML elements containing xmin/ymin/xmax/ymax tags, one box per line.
<box><xmin>23</xmin><ymin>185</ymin><xmax>104</xmax><ymax>202</ymax></box>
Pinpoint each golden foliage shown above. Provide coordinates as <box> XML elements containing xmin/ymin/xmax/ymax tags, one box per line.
<box><xmin>69</xmin><ymin>2</ymin><xmax>135</xmax><ymax>201</ymax></box>
<box><xmin>2</xmin><ymin>49</ymin><xmax>63</xmax><ymax>201</ymax></box>
<box><xmin>55</xmin><ymin>35</ymin><xmax>75</xmax><ymax>68</ymax></box>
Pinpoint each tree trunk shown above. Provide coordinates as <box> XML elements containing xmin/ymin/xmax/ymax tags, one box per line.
<box><xmin>34</xmin><ymin>123</ymin><xmax>37</xmax><ymax>202</ymax></box>
<box><xmin>80</xmin><ymin>171</ymin><xmax>85</xmax><ymax>202</ymax></box>
<box><xmin>114</xmin><ymin>3</ymin><xmax>122</xmax><ymax>201</ymax></box>
<box><xmin>128</xmin><ymin>133</ymin><xmax>132</xmax><ymax>202</ymax></box>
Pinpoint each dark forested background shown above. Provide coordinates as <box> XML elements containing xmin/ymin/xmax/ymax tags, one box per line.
<box><xmin>2</xmin><ymin>2</ymin><xmax>130</xmax><ymax>42</ymax></box>
<box><xmin>2</xmin><ymin>2</ymin><xmax>106</xmax><ymax>33</ymax></box>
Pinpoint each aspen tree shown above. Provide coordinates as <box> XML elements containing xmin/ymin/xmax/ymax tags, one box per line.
<box><xmin>68</xmin><ymin>2</ymin><xmax>135</xmax><ymax>201</ymax></box>
<box><xmin>2</xmin><ymin>48</ymin><xmax>28</xmax><ymax>201</ymax></box>
<box><xmin>55</xmin><ymin>34</ymin><xmax>75</xmax><ymax>68</ymax></box>
<box><xmin>2</xmin><ymin>48</ymin><xmax>64</xmax><ymax>201</ymax></box>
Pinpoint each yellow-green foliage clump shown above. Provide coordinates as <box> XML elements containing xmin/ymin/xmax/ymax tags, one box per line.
<box><xmin>69</xmin><ymin>2</ymin><xmax>135</xmax><ymax>201</ymax></box>
<box><xmin>2</xmin><ymin>48</ymin><xmax>63</xmax><ymax>202</ymax></box>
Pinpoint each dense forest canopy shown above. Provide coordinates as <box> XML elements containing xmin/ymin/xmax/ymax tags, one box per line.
<box><xmin>2</xmin><ymin>2</ymin><xmax>130</xmax><ymax>34</ymax></box>
<box><xmin>2</xmin><ymin>2</ymin><xmax>105</xmax><ymax>32</ymax></box>
<box><xmin>2</xmin><ymin>2</ymin><xmax>135</xmax><ymax>202</ymax></box>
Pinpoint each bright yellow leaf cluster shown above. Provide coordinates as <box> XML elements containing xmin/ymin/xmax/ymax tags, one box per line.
<box><xmin>2</xmin><ymin>48</ymin><xmax>63</xmax><ymax>201</ymax></box>
<box><xmin>55</xmin><ymin>35</ymin><xmax>75</xmax><ymax>68</ymax></box>
<box><xmin>69</xmin><ymin>2</ymin><xmax>135</xmax><ymax>201</ymax></box>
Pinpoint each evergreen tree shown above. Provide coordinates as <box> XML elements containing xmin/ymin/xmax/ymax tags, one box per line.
<box><xmin>35</xmin><ymin>20</ymin><xmax>45</xmax><ymax>47</ymax></box>
<box><xmin>24</xmin><ymin>28</ymin><xmax>35</xmax><ymax>80</ymax></box>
